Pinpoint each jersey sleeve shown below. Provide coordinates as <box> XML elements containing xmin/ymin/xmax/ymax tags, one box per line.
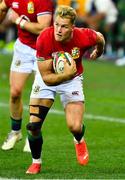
<box><xmin>81</xmin><ymin>28</ymin><xmax>97</xmax><ymax>47</ymax></box>
<box><xmin>35</xmin><ymin>0</ymin><xmax>53</xmax><ymax>16</ymax></box>
<box><xmin>4</xmin><ymin>0</ymin><xmax>11</xmax><ymax>7</ymax></box>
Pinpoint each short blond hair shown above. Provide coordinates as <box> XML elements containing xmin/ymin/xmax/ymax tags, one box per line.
<box><xmin>54</xmin><ymin>5</ymin><xmax>77</xmax><ymax>24</ymax></box>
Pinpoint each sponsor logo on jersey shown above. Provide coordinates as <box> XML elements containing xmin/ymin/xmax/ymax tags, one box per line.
<box><xmin>72</xmin><ymin>91</ymin><xmax>79</xmax><ymax>95</ymax></box>
<box><xmin>27</xmin><ymin>1</ymin><xmax>34</xmax><ymax>14</ymax></box>
<box><xmin>12</xmin><ymin>2</ymin><xmax>19</xmax><ymax>8</ymax></box>
<box><xmin>71</xmin><ymin>47</ymin><xmax>80</xmax><ymax>59</ymax></box>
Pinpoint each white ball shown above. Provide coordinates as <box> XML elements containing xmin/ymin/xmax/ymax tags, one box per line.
<box><xmin>53</xmin><ymin>52</ymin><xmax>72</xmax><ymax>74</ymax></box>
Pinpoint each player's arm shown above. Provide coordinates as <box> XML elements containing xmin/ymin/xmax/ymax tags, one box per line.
<box><xmin>9</xmin><ymin>10</ymin><xmax>52</xmax><ymax>35</ymax></box>
<box><xmin>0</xmin><ymin>0</ymin><xmax>8</xmax><ymax>23</ymax></box>
<box><xmin>22</xmin><ymin>14</ymin><xmax>52</xmax><ymax>35</ymax></box>
<box><xmin>37</xmin><ymin>58</ymin><xmax>77</xmax><ymax>86</ymax></box>
<box><xmin>90</xmin><ymin>32</ymin><xmax>105</xmax><ymax>59</ymax></box>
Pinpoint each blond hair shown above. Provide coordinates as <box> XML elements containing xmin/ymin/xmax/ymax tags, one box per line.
<box><xmin>54</xmin><ymin>5</ymin><xmax>77</xmax><ymax>24</ymax></box>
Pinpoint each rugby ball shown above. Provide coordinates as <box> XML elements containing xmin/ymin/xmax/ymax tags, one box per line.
<box><xmin>53</xmin><ymin>51</ymin><xmax>72</xmax><ymax>74</ymax></box>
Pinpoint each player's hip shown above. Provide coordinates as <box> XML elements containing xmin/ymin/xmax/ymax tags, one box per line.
<box><xmin>11</xmin><ymin>39</ymin><xmax>37</xmax><ymax>73</ymax></box>
<box><xmin>30</xmin><ymin>71</ymin><xmax>85</xmax><ymax>104</ymax></box>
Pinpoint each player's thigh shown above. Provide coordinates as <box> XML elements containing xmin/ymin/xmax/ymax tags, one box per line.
<box><xmin>10</xmin><ymin>71</ymin><xmax>31</xmax><ymax>91</ymax></box>
<box><xmin>30</xmin><ymin>71</ymin><xmax>56</xmax><ymax>100</ymax></box>
<box><xmin>30</xmin><ymin>98</ymin><xmax>54</xmax><ymax>108</ymax></box>
<box><xmin>29</xmin><ymin>98</ymin><xmax>54</xmax><ymax>123</ymax></box>
<box><xmin>65</xmin><ymin>101</ymin><xmax>85</xmax><ymax>129</ymax></box>
<box><xmin>59</xmin><ymin>75</ymin><xmax>85</xmax><ymax>107</ymax></box>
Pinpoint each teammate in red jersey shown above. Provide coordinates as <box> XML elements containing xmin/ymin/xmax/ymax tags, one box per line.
<box><xmin>0</xmin><ymin>0</ymin><xmax>53</xmax><ymax>151</ymax></box>
<box><xmin>25</xmin><ymin>5</ymin><xmax>105</xmax><ymax>174</ymax></box>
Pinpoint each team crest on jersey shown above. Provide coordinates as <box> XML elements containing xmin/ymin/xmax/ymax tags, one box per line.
<box><xmin>15</xmin><ymin>60</ymin><xmax>21</xmax><ymax>67</ymax></box>
<box><xmin>71</xmin><ymin>47</ymin><xmax>80</xmax><ymax>59</ymax></box>
<box><xmin>33</xmin><ymin>85</ymin><xmax>40</xmax><ymax>94</ymax></box>
<box><xmin>27</xmin><ymin>1</ymin><xmax>34</xmax><ymax>14</ymax></box>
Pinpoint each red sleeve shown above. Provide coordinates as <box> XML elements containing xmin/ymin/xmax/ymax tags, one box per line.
<box><xmin>35</xmin><ymin>0</ymin><xmax>54</xmax><ymax>15</ymax></box>
<box><xmin>81</xmin><ymin>28</ymin><xmax>97</xmax><ymax>47</ymax></box>
<box><xmin>4</xmin><ymin>0</ymin><xmax>11</xmax><ymax>7</ymax></box>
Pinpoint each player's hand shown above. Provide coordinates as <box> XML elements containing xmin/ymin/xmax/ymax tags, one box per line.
<box><xmin>90</xmin><ymin>48</ymin><xmax>103</xmax><ymax>60</ymax></box>
<box><xmin>63</xmin><ymin>59</ymin><xmax>77</xmax><ymax>77</ymax></box>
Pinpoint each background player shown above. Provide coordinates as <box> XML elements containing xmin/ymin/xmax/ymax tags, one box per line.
<box><xmin>0</xmin><ymin>0</ymin><xmax>54</xmax><ymax>151</ymax></box>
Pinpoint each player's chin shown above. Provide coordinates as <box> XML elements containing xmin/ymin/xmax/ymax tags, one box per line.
<box><xmin>55</xmin><ymin>35</ymin><xmax>62</xmax><ymax>42</ymax></box>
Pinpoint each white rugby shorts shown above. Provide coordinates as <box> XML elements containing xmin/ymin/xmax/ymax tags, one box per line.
<box><xmin>10</xmin><ymin>39</ymin><xmax>37</xmax><ymax>73</ymax></box>
<box><xmin>30</xmin><ymin>70</ymin><xmax>85</xmax><ymax>107</ymax></box>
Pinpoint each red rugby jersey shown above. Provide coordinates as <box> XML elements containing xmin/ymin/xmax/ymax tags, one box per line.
<box><xmin>36</xmin><ymin>27</ymin><xmax>97</xmax><ymax>75</ymax></box>
<box><xmin>5</xmin><ymin>0</ymin><xmax>53</xmax><ymax>49</ymax></box>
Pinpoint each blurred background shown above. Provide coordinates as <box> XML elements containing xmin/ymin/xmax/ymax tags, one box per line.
<box><xmin>0</xmin><ymin>1</ymin><xmax>125</xmax><ymax>178</ymax></box>
<box><xmin>0</xmin><ymin>0</ymin><xmax>125</xmax><ymax>66</ymax></box>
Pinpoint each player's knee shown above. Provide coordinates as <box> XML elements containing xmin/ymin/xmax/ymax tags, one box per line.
<box><xmin>26</xmin><ymin>121</ymin><xmax>42</xmax><ymax>131</ymax></box>
<box><xmin>27</xmin><ymin>105</ymin><xmax>50</xmax><ymax>135</ymax></box>
<box><xmin>68</xmin><ymin>123</ymin><xmax>81</xmax><ymax>134</ymax></box>
<box><xmin>26</xmin><ymin>121</ymin><xmax>42</xmax><ymax>136</ymax></box>
<box><xmin>10</xmin><ymin>86</ymin><xmax>22</xmax><ymax>99</ymax></box>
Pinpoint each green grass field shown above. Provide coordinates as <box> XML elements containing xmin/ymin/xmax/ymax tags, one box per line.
<box><xmin>0</xmin><ymin>54</ymin><xmax>125</xmax><ymax>179</ymax></box>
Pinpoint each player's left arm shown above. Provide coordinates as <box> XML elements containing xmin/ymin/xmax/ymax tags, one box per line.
<box><xmin>90</xmin><ymin>32</ymin><xmax>105</xmax><ymax>60</ymax></box>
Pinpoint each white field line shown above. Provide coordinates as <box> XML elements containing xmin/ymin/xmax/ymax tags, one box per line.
<box><xmin>0</xmin><ymin>102</ymin><xmax>125</xmax><ymax>124</ymax></box>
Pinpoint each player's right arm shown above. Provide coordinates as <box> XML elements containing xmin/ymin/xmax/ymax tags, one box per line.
<box><xmin>37</xmin><ymin>58</ymin><xmax>77</xmax><ymax>86</ymax></box>
<box><xmin>8</xmin><ymin>0</ymin><xmax>53</xmax><ymax>35</ymax></box>
<box><xmin>0</xmin><ymin>0</ymin><xmax>8</xmax><ymax>23</ymax></box>
<box><xmin>8</xmin><ymin>10</ymin><xmax>52</xmax><ymax>35</ymax></box>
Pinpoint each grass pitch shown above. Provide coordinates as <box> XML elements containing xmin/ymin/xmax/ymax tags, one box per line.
<box><xmin>0</xmin><ymin>54</ymin><xmax>125</xmax><ymax>179</ymax></box>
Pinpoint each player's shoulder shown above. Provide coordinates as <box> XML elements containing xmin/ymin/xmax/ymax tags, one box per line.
<box><xmin>35</xmin><ymin>0</ymin><xmax>53</xmax><ymax>6</ymax></box>
<box><xmin>74</xmin><ymin>27</ymin><xmax>96</xmax><ymax>35</ymax></box>
<box><xmin>41</xmin><ymin>26</ymin><xmax>53</xmax><ymax>36</ymax></box>
<box><xmin>73</xmin><ymin>27</ymin><xmax>97</xmax><ymax>46</ymax></box>
<box><xmin>38</xmin><ymin>26</ymin><xmax>54</xmax><ymax>41</ymax></box>
<box><xmin>4</xmin><ymin>0</ymin><xmax>12</xmax><ymax>7</ymax></box>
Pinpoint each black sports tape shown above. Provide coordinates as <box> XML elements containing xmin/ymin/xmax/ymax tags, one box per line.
<box><xmin>30</xmin><ymin>105</ymin><xmax>50</xmax><ymax>120</ymax></box>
